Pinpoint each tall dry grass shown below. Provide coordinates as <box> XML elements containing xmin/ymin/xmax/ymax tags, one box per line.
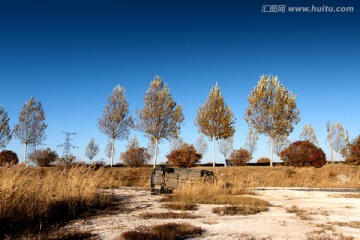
<box><xmin>0</xmin><ymin>165</ymin><xmax>110</xmax><ymax>236</ymax></box>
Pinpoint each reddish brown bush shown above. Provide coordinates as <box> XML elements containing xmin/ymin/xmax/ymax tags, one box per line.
<box><xmin>229</xmin><ymin>148</ymin><xmax>252</xmax><ymax>166</ymax></box>
<box><xmin>280</xmin><ymin>141</ymin><xmax>326</xmax><ymax>168</ymax></box>
<box><xmin>342</xmin><ymin>135</ymin><xmax>360</xmax><ymax>165</ymax></box>
<box><xmin>0</xmin><ymin>150</ymin><xmax>19</xmax><ymax>166</ymax></box>
<box><xmin>121</xmin><ymin>147</ymin><xmax>150</xmax><ymax>167</ymax></box>
<box><xmin>28</xmin><ymin>148</ymin><xmax>58</xmax><ymax>167</ymax></box>
<box><xmin>166</xmin><ymin>144</ymin><xmax>202</xmax><ymax>168</ymax></box>
<box><xmin>257</xmin><ymin>158</ymin><xmax>271</xmax><ymax>164</ymax></box>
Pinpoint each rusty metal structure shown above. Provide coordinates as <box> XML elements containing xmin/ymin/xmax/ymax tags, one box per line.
<box><xmin>151</xmin><ymin>166</ymin><xmax>214</xmax><ymax>194</ymax></box>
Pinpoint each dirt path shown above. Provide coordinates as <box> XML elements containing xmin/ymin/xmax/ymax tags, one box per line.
<box><xmin>64</xmin><ymin>187</ymin><xmax>360</xmax><ymax>239</ymax></box>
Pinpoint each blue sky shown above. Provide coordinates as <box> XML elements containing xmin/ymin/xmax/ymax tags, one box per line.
<box><xmin>1</xmin><ymin>0</ymin><xmax>359</xmax><ymax>164</ymax></box>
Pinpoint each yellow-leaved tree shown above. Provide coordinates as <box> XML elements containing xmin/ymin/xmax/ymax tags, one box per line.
<box><xmin>245</xmin><ymin>75</ymin><xmax>300</xmax><ymax>166</ymax></box>
<box><xmin>195</xmin><ymin>83</ymin><xmax>236</xmax><ymax>167</ymax></box>
<box><xmin>98</xmin><ymin>85</ymin><xmax>133</xmax><ymax>167</ymax></box>
<box><xmin>137</xmin><ymin>76</ymin><xmax>184</xmax><ymax>168</ymax></box>
<box><xmin>14</xmin><ymin>97</ymin><xmax>47</xmax><ymax>164</ymax></box>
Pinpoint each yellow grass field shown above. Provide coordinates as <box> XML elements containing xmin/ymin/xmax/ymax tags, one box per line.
<box><xmin>0</xmin><ymin>164</ymin><xmax>359</xmax><ymax>238</ymax></box>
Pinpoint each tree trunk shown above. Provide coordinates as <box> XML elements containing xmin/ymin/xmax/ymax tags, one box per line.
<box><xmin>212</xmin><ymin>136</ymin><xmax>216</xmax><ymax>167</ymax></box>
<box><xmin>330</xmin><ymin>136</ymin><xmax>334</xmax><ymax>164</ymax></box>
<box><xmin>24</xmin><ymin>143</ymin><xmax>28</xmax><ymax>165</ymax></box>
<box><xmin>153</xmin><ymin>139</ymin><xmax>158</xmax><ymax>169</ymax></box>
<box><xmin>110</xmin><ymin>138</ymin><xmax>115</xmax><ymax>167</ymax></box>
<box><xmin>270</xmin><ymin>136</ymin><xmax>274</xmax><ymax>167</ymax></box>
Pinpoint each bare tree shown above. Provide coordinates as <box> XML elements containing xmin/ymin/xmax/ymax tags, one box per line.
<box><xmin>299</xmin><ymin>124</ymin><xmax>319</xmax><ymax>146</ymax></box>
<box><xmin>98</xmin><ymin>85</ymin><xmax>133</xmax><ymax>167</ymax></box>
<box><xmin>0</xmin><ymin>105</ymin><xmax>12</xmax><ymax>149</ymax></box>
<box><xmin>195</xmin><ymin>83</ymin><xmax>236</xmax><ymax>167</ymax></box>
<box><xmin>14</xmin><ymin>97</ymin><xmax>47</xmax><ymax>163</ymax></box>
<box><xmin>217</xmin><ymin>137</ymin><xmax>234</xmax><ymax>166</ymax></box>
<box><xmin>126</xmin><ymin>135</ymin><xmax>140</xmax><ymax>150</ymax></box>
<box><xmin>195</xmin><ymin>133</ymin><xmax>208</xmax><ymax>157</ymax></box>
<box><xmin>326</xmin><ymin>121</ymin><xmax>349</xmax><ymax>164</ymax></box>
<box><xmin>85</xmin><ymin>137</ymin><xmax>99</xmax><ymax>163</ymax></box>
<box><xmin>273</xmin><ymin>134</ymin><xmax>291</xmax><ymax>157</ymax></box>
<box><xmin>245</xmin><ymin>75</ymin><xmax>300</xmax><ymax>166</ymax></box>
<box><xmin>105</xmin><ymin>140</ymin><xmax>115</xmax><ymax>160</ymax></box>
<box><xmin>169</xmin><ymin>137</ymin><xmax>185</xmax><ymax>153</ymax></box>
<box><xmin>243</xmin><ymin>128</ymin><xmax>258</xmax><ymax>155</ymax></box>
<box><xmin>137</xmin><ymin>76</ymin><xmax>184</xmax><ymax>168</ymax></box>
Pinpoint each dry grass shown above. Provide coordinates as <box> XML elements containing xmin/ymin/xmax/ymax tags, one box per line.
<box><xmin>306</xmin><ymin>232</ymin><xmax>354</xmax><ymax>240</ymax></box>
<box><xmin>162</xmin><ymin>202</ymin><xmax>198</xmax><ymax>211</ymax></box>
<box><xmin>0</xmin><ymin>165</ymin><xmax>111</xmax><ymax>237</ymax></box>
<box><xmin>333</xmin><ymin>193</ymin><xmax>360</xmax><ymax>198</ymax></box>
<box><xmin>162</xmin><ymin>180</ymin><xmax>271</xmax><ymax>218</ymax></box>
<box><xmin>67</xmin><ymin>164</ymin><xmax>360</xmax><ymax>191</ymax></box>
<box><xmin>5</xmin><ymin>229</ymin><xmax>97</xmax><ymax>240</ymax></box>
<box><xmin>96</xmin><ymin>167</ymin><xmax>152</xmax><ymax>188</ymax></box>
<box><xmin>213</xmin><ymin>205</ymin><xmax>268</xmax><ymax>215</ymax></box>
<box><xmin>120</xmin><ymin>223</ymin><xmax>202</xmax><ymax>240</ymax></box>
<box><xmin>206</xmin><ymin>165</ymin><xmax>360</xmax><ymax>189</ymax></box>
<box><xmin>95</xmin><ymin>165</ymin><xmax>360</xmax><ymax>189</ymax></box>
<box><xmin>167</xmin><ymin>182</ymin><xmax>271</xmax><ymax>207</ymax></box>
<box><xmin>286</xmin><ymin>205</ymin><xmax>313</xmax><ymax>221</ymax></box>
<box><xmin>333</xmin><ymin>221</ymin><xmax>360</xmax><ymax>229</ymax></box>
<box><xmin>139</xmin><ymin>211</ymin><xmax>198</xmax><ymax>219</ymax></box>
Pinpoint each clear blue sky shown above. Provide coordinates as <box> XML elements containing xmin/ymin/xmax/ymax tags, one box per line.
<box><xmin>1</xmin><ymin>0</ymin><xmax>359</xmax><ymax>164</ymax></box>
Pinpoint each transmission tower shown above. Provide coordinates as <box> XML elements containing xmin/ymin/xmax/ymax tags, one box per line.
<box><xmin>57</xmin><ymin>132</ymin><xmax>78</xmax><ymax>156</ymax></box>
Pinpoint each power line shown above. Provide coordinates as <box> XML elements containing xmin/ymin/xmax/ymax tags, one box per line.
<box><xmin>57</xmin><ymin>132</ymin><xmax>78</xmax><ymax>156</ymax></box>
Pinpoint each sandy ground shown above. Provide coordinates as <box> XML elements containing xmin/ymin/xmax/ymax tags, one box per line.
<box><xmin>64</xmin><ymin>187</ymin><xmax>360</xmax><ymax>239</ymax></box>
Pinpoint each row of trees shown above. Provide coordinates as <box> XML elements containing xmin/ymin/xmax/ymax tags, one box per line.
<box><xmin>0</xmin><ymin>75</ymin><xmax>356</xmax><ymax>167</ymax></box>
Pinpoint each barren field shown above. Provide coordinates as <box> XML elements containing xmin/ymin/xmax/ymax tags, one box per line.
<box><xmin>64</xmin><ymin>187</ymin><xmax>360</xmax><ymax>240</ymax></box>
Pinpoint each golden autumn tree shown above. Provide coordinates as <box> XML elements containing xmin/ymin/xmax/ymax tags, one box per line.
<box><xmin>195</xmin><ymin>83</ymin><xmax>236</xmax><ymax>167</ymax></box>
<box><xmin>14</xmin><ymin>97</ymin><xmax>47</xmax><ymax>164</ymax></box>
<box><xmin>0</xmin><ymin>105</ymin><xmax>12</xmax><ymax>149</ymax></box>
<box><xmin>98</xmin><ymin>85</ymin><xmax>133</xmax><ymax>167</ymax></box>
<box><xmin>326</xmin><ymin>121</ymin><xmax>349</xmax><ymax>164</ymax></box>
<box><xmin>245</xmin><ymin>75</ymin><xmax>300</xmax><ymax>166</ymax></box>
<box><xmin>137</xmin><ymin>76</ymin><xmax>184</xmax><ymax>168</ymax></box>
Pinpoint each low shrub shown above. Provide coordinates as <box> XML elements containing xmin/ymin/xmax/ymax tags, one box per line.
<box><xmin>257</xmin><ymin>157</ymin><xmax>270</xmax><ymax>164</ymax></box>
<box><xmin>28</xmin><ymin>148</ymin><xmax>58</xmax><ymax>167</ymax></box>
<box><xmin>166</xmin><ymin>143</ymin><xmax>202</xmax><ymax>168</ymax></box>
<box><xmin>280</xmin><ymin>141</ymin><xmax>326</xmax><ymax>168</ymax></box>
<box><xmin>56</xmin><ymin>155</ymin><xmax>77</xmax><ymax>169</ymax></box>
<box><xmin>162</xmin><ymin>202</ymin><xmax>198</xmax><ymax>211</ymax></box>
<box><xmin>0</xmin><ymin>150</ymin><xmax>19</xmax><ymax>166</ymax></box>
<box><xmin>120</xmin><ymin>147</ymin><xmax>150</xmax><ymax>167</ymax></box>
<box><xmin>139</xmin><ymin>212</ymin><xmax>198</xmax><ymax>219</ymax></box>
<box><xmin>229</xmin><ymin>148</ymin><xmax>252</xmax><ymax>166</ymax></box>
<box><xmin>213</xmin><ymin>205</ymin><xmax>268</xmax><ymax>215</ymax></box>
<box><xmin>121</xmin><ymin>223</ymin><xmax>202</xmax><ymax>240</ymax></box>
